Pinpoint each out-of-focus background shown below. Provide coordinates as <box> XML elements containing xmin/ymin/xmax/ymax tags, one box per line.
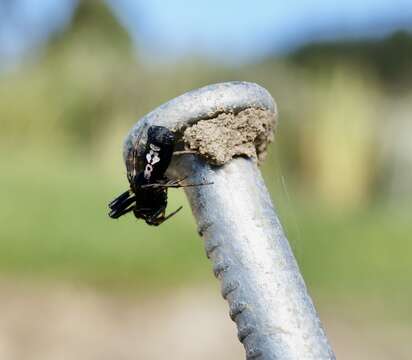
<box><xmin>0</xmin><ymin>0</ymin><xmax>411</xmax><ymax>359</ymax></box>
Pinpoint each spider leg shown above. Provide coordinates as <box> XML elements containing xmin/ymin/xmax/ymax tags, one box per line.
<box><xmin>146</xmin><ymin>177</ymin><xmax>186</xmax><ymax>188</ymax></box>
<box><xmin>175</xmin><ymin>181</ymin><xmax>214</xmax><ymax>188</ymax></box>
<box><xmin>145</xmin><ymin>204</ymin><xmax>167</xmax><ymax>226</ymax></box>
<box><xmin>132</xmin><ymin>146</ymin><xmax>139</xmax><ymax>178</ymax></box>
<box><xmin>163</xmin><ymin>206</ymin><xmax>183</xmax><ymax>221</ymax></box>
<box><xmin>108</xmin><ymin>190</ymin><xmax>133</xmax><ymax>209</ymax></box>
<box><xmin>108</xmin><ymin>194</ymin><xmax>136</xmax><ymax>219</ymax></box>
<box><xmin>146</xmin><ymin>206</ymin><xmax>183</xmax><ymax>226</ymax></box>
<box><xmin>126</xmin><ymin>128</ymin><xmax>145</xmax><ymax>176</ymax></box>
<box><xmin>109</xmin><ymin>204</ymin><xmax>135</xmax><ymax>219</ymax></box>
<box><xmin>141</xmin><ymin>177</ymin><xmax>212</xmax><ymax>189</ymax></box>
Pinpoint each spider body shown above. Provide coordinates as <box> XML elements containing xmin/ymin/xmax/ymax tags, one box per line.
<box><xmin>108</xmin><ymin>126</ymin><xmax>183</xmax><ymax>226</ymax></box>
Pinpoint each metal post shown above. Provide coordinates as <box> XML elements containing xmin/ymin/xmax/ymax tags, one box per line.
<box><xmin>123</xmin><ymin>82</ymin><xmax>335</xmax><ymax>359</ymax></box>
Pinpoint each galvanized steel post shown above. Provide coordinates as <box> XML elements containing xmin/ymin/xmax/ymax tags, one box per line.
<box><xmin>123</xmin><ymin>82</ymin><xmax>335</xmax><ymax>359</ymax></box>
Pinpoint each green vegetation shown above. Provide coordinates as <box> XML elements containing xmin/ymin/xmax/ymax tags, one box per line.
<box><xmin>289</xmin><ymin>31</ymin><xmax>412</xmax><ymax>90</ymax></box>
<box><xmin>0</xmin><ymin>149</ymin><xmax>410</xmax><ymax>309</ymax></box>
<box><xmin>0</xmin><ymin>150</ymin><xmax>209</xmax><ymax>290</ymax></box>
<box><xmin>0</xmin><ymin>1</ymin><xmax>411</xmax><ymax>315</ymax></box>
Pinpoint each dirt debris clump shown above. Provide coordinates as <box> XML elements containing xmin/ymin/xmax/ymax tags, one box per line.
<box><xmin>183</xmin><ymin>108</ymin><xmax>277</xmax><ymax>166</ymax></box>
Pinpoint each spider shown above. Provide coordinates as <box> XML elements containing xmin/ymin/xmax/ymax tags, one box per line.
<box><xmin>108</xmin><ymin>125</ymin><xmax>206</xmax><ymax>226</ymax></box>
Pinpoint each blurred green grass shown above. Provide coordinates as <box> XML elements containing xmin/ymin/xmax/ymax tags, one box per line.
<box><xmin>0</xmin><ymin>149</ymin><xmax>410</xmax><ymax>312</ymax></box>
<box><xmin>0</xmin><ymin>150</ymin><xmax>210</xmax><ymax>290</ymax></box>
<box><xmin>0</xmin><ymin>2</ymin><xmax>411</xmax><ymax>329</ymax></box>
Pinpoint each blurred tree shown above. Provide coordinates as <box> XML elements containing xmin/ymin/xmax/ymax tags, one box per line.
<box><xmin>299</xmin><ymin>67</ymin><xmax>379</xmax><ymax>209</ymax></box>
<box><xmin>48</xmin><ymin>0</ymin><xmax>132</xmax><ymax>53</ymax></box>
<box><xmin>43</xmin><ymin>0</ymin><xmax>135</xmax><ymax>146</ymax></box>
<box><xmin>289</xmin><ymin>31</ymin><xmax>412</xmax><ymax>91</ymax></box>
<box><xmin>0</xmin><ymin>0</ymin><xmax>76</xmax><ymax>66</ymax></box>
<box><xmin>0</xmin><ymin>0</ymin><xmax>136</xmax><ymax>148</ymax></box>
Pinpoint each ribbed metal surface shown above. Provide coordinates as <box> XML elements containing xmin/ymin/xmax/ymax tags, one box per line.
<box><xmin>122</xmin><ymin>81</ymin><xmax>335</xmax><ymax>359</ymax></box>
<box><xmin>172</xmin><ymin>156</ymin><xmax>335</xmax><ymax>359</ymax></box>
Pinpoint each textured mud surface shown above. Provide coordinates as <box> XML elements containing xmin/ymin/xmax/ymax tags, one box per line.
<box><xmin>183</xmin><ymin>108</ymin><xmax>276</xmax><ymax>165</ymax></box>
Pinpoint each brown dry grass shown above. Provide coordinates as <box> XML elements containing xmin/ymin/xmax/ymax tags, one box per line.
<box><xmin>0</xmin><ymin>281</ymin><xmax>410</xmax><ymax>360</ymax></box>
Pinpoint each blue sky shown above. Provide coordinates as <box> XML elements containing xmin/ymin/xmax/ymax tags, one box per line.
<box><xmin>0</xmin><ymin>0</ymin><xmax>75</xmax><ymax>60</ymax></box>
<box><xmin>1</xmin><ymin>0</ymin><xmax>412</xmax><ymax>65</ymax></box>
<box><xmin>109</xmin><ymin>0</ymin><xmax>412</xmax><ymax>63</ymax></box>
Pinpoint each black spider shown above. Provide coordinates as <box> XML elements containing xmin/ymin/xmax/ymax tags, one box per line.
<box><xmin>108</xmin><ymin>125</ymin><xmax>201</xmax><ymax>226</ymax></box>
